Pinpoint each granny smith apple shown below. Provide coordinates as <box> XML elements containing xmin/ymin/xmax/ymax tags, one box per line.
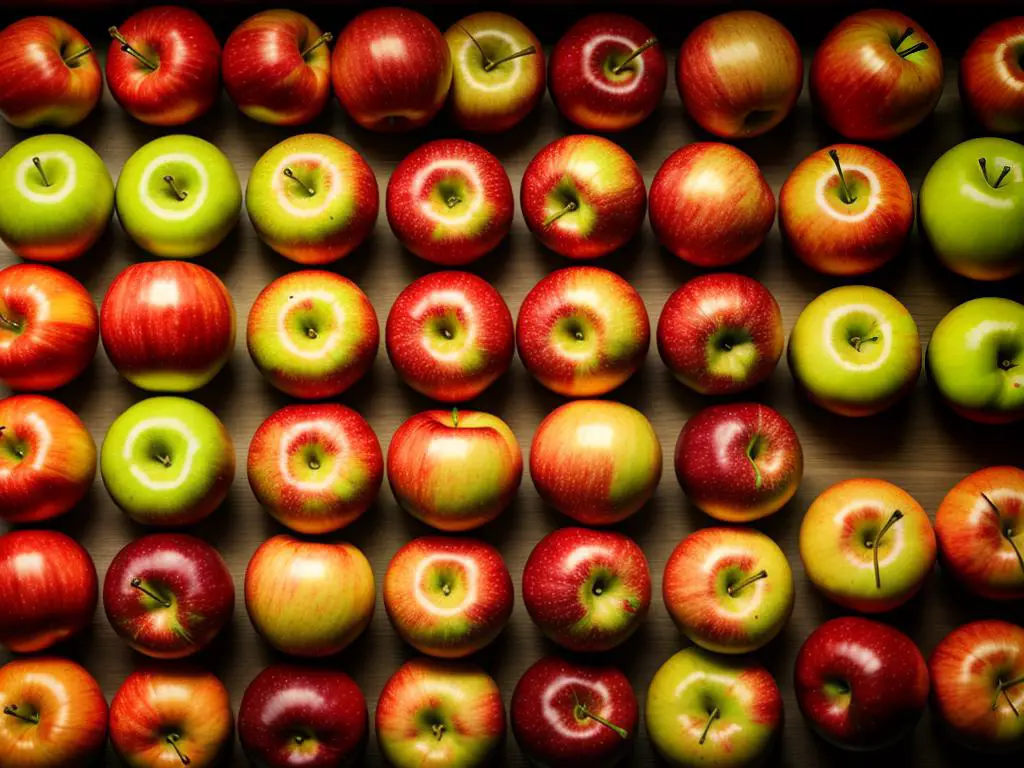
<box><xmin>101</xmin><ymin>397</ymin><xmax>236</xmax><ymax>526</ymax></box>
<box><xmin>115</xmin><ymin>135</ymin><xmax>242</xmax><ymax>259</ymax></box>
<box><xmin>919</xmin><ymin>137</ymin><xmax>1024</xmax><ymax>281</ymax></box>
<box><xmin>0</xmin><ymin>134</ymin><xmax>113</xmax><ymax>262</ymax></box>
<box><xmin>927</xmin><ymin>297</ymin><xmax>1024</xmax><ymax>423</ymax></box>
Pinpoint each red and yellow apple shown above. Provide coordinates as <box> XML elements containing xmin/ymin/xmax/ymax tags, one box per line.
<box><xmin>960</xmin><ymin>18</ymin><xmax>1024</xmax><ymax>134</ymax></box>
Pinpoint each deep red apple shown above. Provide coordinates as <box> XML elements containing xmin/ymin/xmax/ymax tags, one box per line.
<box><xmin>961</xmin><ymin>18</ymin><xmax>1024</xmax><ymax>134</ymax></box>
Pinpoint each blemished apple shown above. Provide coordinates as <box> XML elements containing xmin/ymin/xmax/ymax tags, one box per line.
<box><xmin>960</xmin><ymin>18</ymin><xmax>1024</xmax><ymax>134</ymax></box>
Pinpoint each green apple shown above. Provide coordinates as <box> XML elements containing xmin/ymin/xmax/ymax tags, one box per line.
<box><xmin>788</xmin><ymin>285</ymin><xmax>921</xmax><ymax>416</ymax></box>
<box><xmin>927</xmin><ymin>297</ymin><xmax>1024</xmax><ymax>423</ymax></box>
<box><xmin>919</xmin><ymin>137</ymin><xmax>1024</xmax><ymax>281</ymax></box>
<box><xmin>0</xmin><ymin>134</ymin><xmax>113</xmax><ymax>262</ymax></box>
<box><xmin>101</xmin><ymin>397</ymin><xmax>236</xmax><ymax>526</ymax></box>
<box><xmin>115</xmin><ymin>135</ymin><xmax>242</xmax><ymax>259</ymax></box>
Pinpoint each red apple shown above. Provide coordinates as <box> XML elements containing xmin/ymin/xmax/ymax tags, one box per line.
<box><xmin>961</xmin><ymin>18</ymin><xmax>1024</xmax><ymax>134</ymax></box>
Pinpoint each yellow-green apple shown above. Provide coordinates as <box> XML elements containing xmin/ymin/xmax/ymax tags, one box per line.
<box><xmin>800</xmin><ymin>478</ymin><xmax>936</xmax><ymax>613</ymax></box>
<box><xmin>658</xmin><ymin>274</ymin><xmax>783</xmax><ymax>396</ymax></box>
<box><xmin>245</xmin><ymin>535</ymin><xmax>375</xmax><ymax>658</ymax></box>
<box><xmin>0</xmin><ymin>264</ymin><xmax>97</xmax><ymax>391</ymax></box>
<box><xmin>548</xmin><ymin>14</ymin><xmax>666</xmax><ymax>132</ymax></box>
<box><xmin>248</xmin><ymin>404</ymin><xmax>383</xmax><ymax>535</ymax></box>
<box><xmin>788</xmin><ymin>285</ymin><xmax>921</xmax><ymax>417</ymax></box>
<box><xmin>386</xmin><ymin>271</ymin><xmax>513</xmax><ymax>402</ymax></box>
<box><xmin>0</xmin><ymin>17</ymin><xmax>101</xmax><ymax>129</ymax></box>
<box><xmin>246</xmin><ymin>134</ymin><xmax>379</xmax><ymax>265</ymax></box>
<box><xmin>387</xmin><ymin>409</ymin><xmax>521</xmax><ymax>531</ymax></box>
<box><xmin>0</xmin><ymin>134</ymin><xmax>113</xmax><ymax>262</ymax></box>
<box><xmin>0</xmin><ymin>530</ymin><xmax>97</xmax><ymax>653</ymax></box>
<box><xmin>102</xmin><ymin>533</ymin><xmax>235</xmax><ymax>659</ymax></box>
<box><xmin>531</xmin><ymin>400</ymin><xmax>660</xmax><ymax>525</ymax></box>
<box><xmin>811</xmin><ymin>10</ymin><xmax>943</xmax><ymax>140</ymax></box>
<box><xmin>331</xmin><ymin>8</ymin><xmax>451</xmax><ymax>133</ymax></box>
<box><xmin>384</xmin><ymin>536</ymin><xmax>513</xmax><ymax>658</ymax></box>
<box><xmin>927</xmin><ymin>297</ymin><xmax>1024</xmax><ymax>423</ymax></box>
<box><xmin>223</xmin><ymin>10</ymin><xmax>333</xmax><ymax>126</ymax></box>
<box><xmin>779</xmin><ymin>144</ymin><xmax>914</xmax><ymax>275</ymax></box>
<box><xmin>247</xmin><ymin>270</ymin><xmax>379</xmax><ymax>400</ymax></box>
<box><xmin>961</xmin><ymin>19</ymin><xmax>1024</xmax><ymax>134</ymax></box>
<box><xmin>100</xmin><ymin>396</ymin><xmax>235</xmax><ymax>526</ymax></box>
<box><xmin>106</xmin><ymin>6</ymin><xmax>221</xmax><ymax>126</ymax></box>
<box><xmin>795</xmin><ymin>616</ymin><xmax>929</xmax><ymax>750</ymax></box>
<box><xmin>0</xmin><ymin>395</ymin><xmax>95</xmax><ymax>524</ymax></box>
<box><xmin>646</xmin><ymin>647</ymin><xmax>782</xmax><ymax>766</ymax></box>
<box><xmin>678</xmin><ymin>11</ymin><xmax>801</xmax><ymax>139</ymax></box>
<box><xmin>116</xmin><ymin>135</ymin><xmax>242</xmax><ymax>259</ymax></box>
<box><xmin>520</xmin><ymin>135</ymin><xmax>646</xmax><ymax>260</ymax></box>
<box><xmin>443</xmin><ymin>12</ymin><xmax>544</xmax><ymax>133</ymax></box>
<box><xmin>523</xmin><ymin>527</ymin><xmax>650</xmax><ymax>652</ymax></box>
<box><xmin>517</xmin><ymin>267</ymin><xmax>649</xmax><ymax>397</ymax></box>
<box><xmin>935</xmin><ymin>466</ymin><xmax>1024</xmax><ymax>599</ymax></box>
<box><xmin>386</xmin><ymin>139</ymin><xmax>513</xmax><ymax>266</ymax></box>
<box><xmin>376</xmin><ymin>659</ymin><xmax>504</xmax><ymax>768</ymax></box>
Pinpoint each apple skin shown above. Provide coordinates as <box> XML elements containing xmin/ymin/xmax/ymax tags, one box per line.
<box><xmin>238</xmin><ymin>665</ymin><xmax>368</xmax><ymax>768</ymax></box>
<box><xmin>0</xmin><ymin>530</ymin><xmax>97</xmax><ymax>653</ymax></box>
<box><xmin>511</xmin><ymin>657</ymin><xmax>638</xmax><ymax>768</ymax></box>
<box><xmin>523</xmin><ymin>527</ymin><xmax>651</xmax><ymax>653</ymax></box>
<box><xmin>0</xmin><ymin>394</ymin><xmax>96</xmax><ymax>524</ymax></box>
<box><xmin>961</xmin><ymin>18</ymin><xmax>1024</xmax><ymax>134</ymax></box>
<box><xmin>795</xmin><ymin>616</ymin><xmax>929</xmax><ymax>751</ymax></box>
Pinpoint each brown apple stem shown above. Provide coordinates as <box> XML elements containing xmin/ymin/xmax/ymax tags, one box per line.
<box><xmin>457</xmin><ymin>24</ymin><xmax>494</xmax><ymax>69</ymax></box>
<box><xmin>62</xmin><ymin>46</ymin><xmax>92</xmax><ymax>65</ymax></box>
<box><xmin>612</xmin><ymin>37</ymin><xmax>659</xmax><ymax>74</ymax></box>
<box><xmin>431</xmin><ymin>723</ymin><xmax>445</xmax><ymax>741</ymax></box>
<box><xmin>992</xmin><ymin>676</ymin><xmax>1024</xmax><ymax>715</ymax></box>
<box><xmin>543</xmin><ymin>201</ymin><xmax>577</xmax><ymax>228</ymax></box>
<box><xmin>451</xmin><ymin>408</ymin><xmax>460</xmax><ymax>428</ymax></box>
<box><xmin>575</xmin><ymin>703</ymin><xmax>630</xmax><ymax>739</ymax></box>
<box><xmin>306</xmin><ymin>327</ymin><xmax>318</xmax><ymax>339</ymax></box>
<box><xmin>828</xmin><ymin>149</ymin><xmax>856</xmax><ymax>204</ymax></box>
<box><xmin>3</xmin><ymin>705</ymin><xmax>39</xmax><ymax>724</ymax></box>
<box><xmin>868</xmin><ymin>509</ymin><xmax>904</xmax><ymax>589</ymax></box>
<box><xmin>308</xmin><ymin>458</ymin><xmax>321</xmax><ymax>470</ymax></box>
<box><xmin>156</xmin><ymin>454</ymin><xmax>172</xmax><ymax>468</ymax></box>
<box><xmin>698</xmin><ymin>707</ymin><xmax>720</xmax><ymax>745</ymax></box>
<box><xmin>300</xmin><ymin>32</ymin><xmax>333</xmax><ymax>58</ymax></box>
<box><xmin>994</xmin><ymin>165</ymin><xmax>1013</xmax><ymax>188</ymax></box>
<box><xmin>896</xmin><ymin>41</ymin><xmax>929</xmax><ymax>58</ymax></box>
<box><xmin>0</xmin><ymin>426</ymin><xmax>23</xmax><ymax>459</ymax></box>
<box><xmin>163</xmin><ymin>176</ymin><xmax>187</xmax><ymax>202</ymax></box>
<box><xmin>727</xmin><ymin>569</ymin><xmax>768</xmax><ymax>597</ymax></box>
<box><xmin>0</xmin><ymin>312</ymin><xmax>21</xmax><ymax>332</ymax></box>
<box><xmin>446</xmin><ymin>195</ymin><xmax>462</xmax><ymax>209</ymax></box>
<box><xmin>108</xmin><ymin>26</ymin><xmax>157</xmax><ymax>70</ymax></box>
<box><xmin>166</xmin><ymin>733</ymin><xmax>191</xmax><ymax>765</ymax></box>
<box><xmin>849</xmin><ymin>335</ymin><xmax>878</xmax><ymax>352</ymax></box>
<box><xmin>130</xmin><ymin>578</ymin><xmax>172</xmax><ymax>608</ymax></box>
<box><xmin>282</xmin><ymin>168</ymin><xmax>315</xmax><ymax>197</ymax></box>
<box><xmin>981</xmin><ymin>493</ymin><xmax>1024</xmax><ymax>576</ymax></box>
<box><xmin>483</xmin><ymin>45</ymin><xmax>537</xmax><ymax>72</ymax></box>
<box><xmin>31</xmin><ymin>157</ymin><xmax>51</xmax><ymax>188</ymax></box>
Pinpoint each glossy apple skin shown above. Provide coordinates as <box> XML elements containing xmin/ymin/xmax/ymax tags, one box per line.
<box><xmin>238</xmin><ymin>665</ymin><xmax>368</xmax><ymax>768</ymax></box>
<box><xmin>0</xmin><ymin>264</ymin><xmax>98</xmax><ymax>392</ymax></box>
<box><xmin>0</xmin><ymin>530</ymin><xmax>97</xmax><ymax>653</ymax></box>
<box><xmin>248</xmin><ymin>404</ymin><xmax>383</xmax><ymax>534</ymax></box>
<box><xmin>332</xmin><ymin>8</ymin><xmax>451</xmax><ymax>133</ymax></box>
<box><xmin>0</xmin><ymin>394</ymin><xmax>96</xmax><ymax>524</ymax></box>
<box><xmin>0</xmin><ymin>658</ymin><xmax>108</xmax><ymax>768</ymax></box>
<box><xmin>386</xmin><ymin>271</ymin><xmax>514</xmax><ymax>402</ymax></box>
<box><xmin>961</xmin><ymin>18</ymin><xmax>1024</xmax><ymax>134</ymax></box>
<box><xmin>549</xmin><ymin>14</ymin><xmax>666</xmax><ymax>132</ymax></box>
<box><xmin>511</xmin><ymin>657</ymin><xmax>638</xmax><ymax>768</ymax></box>
<box><xmin>523</xmin><ymin>527</ymin><xmax>651</xmax><ymax>652</ymax></box>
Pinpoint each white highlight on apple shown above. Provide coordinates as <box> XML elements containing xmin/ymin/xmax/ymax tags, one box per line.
<box><xmin>412</xmin><ymin>290</ymin><xmax>476</xmax><ymax>362</ymax></box>
<box><xmin>584</xmin><ymin>34</ymin><xmax>646</xmax><ymax>94</ymax></box>
<box><xmin>953</xmin><ymin>638</ymin><xmax>1024</xmax><ymax>712</ymax></box>
<box><xmin>426</xmin><ymin>435</ymin><xmax>471</xmax><ymax>462</ymax></box>
<box><xmin>966</xmin><ymin>319</ymin><xmax>1019</xmax><ymax>350</ymax></box>
<box><xmin>138</xmin><ymin>153</ymin><xmax>209</xmax><ymax>221</ymax></box>
<box><xmin>278</xmin><ymin>419</ymin><xmax>347</xmax><ymax>492</ymax></box>
<box><xmin>16</xmin><ymin>151</ymin><xmax>75</xmax><ymax>204</ymax></box>
<box><xmin>146</xmin><ymin>279</ymin><xmax>181</xmax><ymax>308</ymax></box>
<box><xmin>815</xmin><ymin>163</ymin><xmax>880</xmax><ymax>222</ymax></box>
<box><xmin>834</xmin><ymin>502</ymin><xmax>904</xmax><ymax>570</ymax></box>
<box><xmin>413</xmin><ymin>159</ymin><xmax>484</xmax><ymax>227</ymax></box>
<box><xmin>823</xmin><ymin>304</ymin><xmax>892</xmax><ymax>372</ymax></box>
<box><xmin>541</xmin><ymin>678</ymin><xmax>613</xmax><ymax>739</ymax></box>
<box><xmin>414</xmin><ymin>553</ymin><xmax>477</xmax><ymax>618</ymax></box>
<box><xmin>273</xmin><ymin>153</ymin><xmax>342</xmax><ymax>217</ymax></box>
<box><xmin>278</xmin><ymin>291</ymin><xmax>344</xmax><ymax>360</ymax></box>
<box><xmin>575</xmin><ymin>423</ymin><xmax>615</xmax><ymax>450</ymax></box>
<box><xmin>456</xmin><ymin>31</ymin><xmax>526</xmax><ymax>92</ymax></box>
<box><xmin>122</xmin><ymin>418</ymin><xmax>199</xmax><ymax>491</ymax></box>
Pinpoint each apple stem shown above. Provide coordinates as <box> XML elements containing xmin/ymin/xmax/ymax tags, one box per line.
<box><xmin>130</xmin><ymin>577</ymin><xmax>172</xmax><ymax>608</ymax></box>
<box><xmin>31</xmin><ymin>157</ymin><xmax>50</xmax><ymax>188</ymax></box>
<box><xmin>155</xmin><ymin>454</ymin><xmax>172</xmax><ymax>468</ymax></box>
<box><xmin>431</xmin><ymin>723</ymin><xmax>445</xmax><ymax>741</ymax></box>
<box><xmin>442</xmin><ymin>582</ymin><xmax>452</xmax><ymax>596</ymax></box>
<box><xmin>1000</xmin><ymin>359</ymin><xmax>1016</xmax><ymax>371</ymax></box>
<box><xmin>896</xmin><ymin>41</ymin><xmax>929</xmax><ymax>58</ymax></box>
<box><xmin>62</xmin><ymin>46</ymin><xmax>92</xmax><ymax>66</ymax></box>
<box><xmin>894</xmin><ymin>27</ymin><xmax>915</xmax><ymax>48</ymax></box>
<box><xmin>300</xmin><ymin>32</ymin><xmax>333</xmax><ymax>59</ymax></box>
<box><xmin>163</xmin><ymin>176</ymin><xmax>187</xmax><ymax>202</ymax></box>
<box><xmin>981</xmin><ymin>493</ymin><xmax>1024</xmax><ymax>576</ymax></box>
<box><xmin>698</xmin><ymin>707</ymin><xmax>720</xmax><ymax>745</ymax></box>
<box><xmin>827</xmin><ymin>150</ymin><xmax>856</xmax><ymax>205</ymax></box>
<box><xmin>451</xmin><ymin>408</ymin><xmax>459</xmax><ymax>428</ymax></box>
<box><xmin>108</xmin><ymin>26</ymin><xmax>157</xmax><ymax>70</ymax></box>
<box><xmin>483</xmin><ymin>45</ymin><xmax>538</xmax><ymax>72</ymax></box>
<box><xmin>868</xmin><ymin>509</ymin><xmax>904</xmax><ymax>589</ymax></box>
<box><xmin>282</xmin><ymin>168</ymin><xmax>315</xmax><ymax>197</ymax></box>
<box><xmin>306</xmin><ymin>327</ymin><xmax>318</xmax><ymax>339</ymax></box>
<box><xmin>3</xmin><ymin>705</ymin><xmax>39</xmax><ymax>724</ymax></box>
<box><xmin>458</xmin><ymin>24</ymin><xmax>495</xmax><ymax>70</ymax></box>
<box><xmin>992</xmin><ymin>676</ymin><xmax>1024</xmax><ymax>715</ymax></box>
<box><xmin>745</xmin><ymin>436</ymin><xmax>763</xmax><ymax>490</ymax></box>
<box><xmin>574</xmin><ymin>703</ymin><xmax>630</xmax><ymax>739</ymax></box>
<box><xmin>612</xmin><ymin>37</ymin><xmax>659</xmax><ymax>74</ymax></box>
<box><xmin>0</xmin><ymin>312</ymin><xmax>21</xmax><ymax>332</ymax></box>
<box><xmin>543</xmin><ymin>201</ymin><xmax>577</xmax><ymax>228</ymax></box>
<box><xmin>727</xmin><ymin>569</ymin><xmax>768</xmax><ymax>597</ymax></box>
<box><xmin>446</xmin><ymin>195</ymin><xmax>461</xmax><ymax>209</ymax></box>
<box><xmin>166</xmin><ymin>733</ymin><xmax>190</xmax><ymax>765</ymax></box>
<box><xmin>849</xmin><ymin>335</ymin><xmax>878</xmax><ymax>352</ymax></box>
<box><xmin>308</xmin><ymin>458</ymin><xmax>320</xmax><ymax>470</ymax></box>
<box><xmin>994</xmin><ymin>165</ymin><xmax>1013</xmax><ymax>188</ymax></box>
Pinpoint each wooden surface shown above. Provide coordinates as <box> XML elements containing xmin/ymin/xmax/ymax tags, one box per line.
<box><xmin>2</xmin><ymin>4</ymin><xmax>1023</xmax><ymax>766</ymax></box>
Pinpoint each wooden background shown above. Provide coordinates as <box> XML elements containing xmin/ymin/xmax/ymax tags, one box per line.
<box><xmin>2</xmin><ymin>3</ymin><xmax>1023</xmax><ymax>766</ymax></box>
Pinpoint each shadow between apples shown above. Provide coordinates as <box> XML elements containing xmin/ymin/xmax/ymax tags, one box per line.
<box><xmin>924</xmin><ymin>383</ymin><xmax>1017</xmax><ymax>468</ymax></box>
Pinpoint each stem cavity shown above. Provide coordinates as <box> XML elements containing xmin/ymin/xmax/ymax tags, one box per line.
<box><xmin>543</xmin><ymin>200</ymin><xmax>577</xmax><ymax>228</ymax></box>
<box><xmin>32</xmin><ymin>157</ymin><xmax>50</xmax><ymax>188</ymax></box>
<box><xmin>571</xmin><ymin>688</ymin><xmax>629</xmax><ymax>739</ymax></box>
<box><xmin>483</xmin><ymin>45</ymin><xmax>537</xmax><ymax>72</ymax></box>
<box><xmin>163</xmin><ymin>175</ymin><xmax>187</xmax><ymax>201</ymax></box>
<box><xmin>446</xmin><ymin>195</ymin><xmax>461</xmax><ymax>209</ymax></box>
<box><xmin>828</xmin><ymin>149</ymin><xmax>856</xmax><ymax>204</ymax></box>
<box><xmin>3</xmin><ymin>705</ymin><xmax>39</xmax><ymax>724</ymax></box>
<box><xmin>300</xmin><ymin>32</ymin><xmax>333</xmax><ymax>59</ymax></box>
<box><xmin>893</xmin><ymin>28</ymin><xmax>928</xmax><ymax>58</ymax></box>
<box><xmin>431</xmin><ymin>723</ymin><xmax>445</xmax><ymax>741</ymax></box>
<box><xmin>867</xmin><ymin>509</ymin><xmax>904</xmax><ymax>589</ymax></box>
<box><xmin>612</xmin><ymin>37</ymin><xmax>658</xmax><ymax>74</ymax></box>
<box><xmin>63</xmin><ymin>46</ymin><xmax>92</xmax><ymax>66</ymax></box>
<box><xmin>130</xmin><ymin>578</ymin><xmax>172</xmax><ymax>608</ymax></box>
<box><xmin>992</xmin><ymin>675</ymin><xmax>1024</xmax><ymax>715</ymax></box>
<box><xmin>982</xmin><ymin>493</ymin><xmax>1024</xmax><ymax>576</ymax></box>
<box><xmin>727</xmin><ymin>569</ymin><xmax>768</xmax><ymax>597</ymax></box>
<box><xmin>698</xmin><ymin>707</ymin><xmax>720</xmax><ymax>745</ymax></box>
<box><xmin>0</xmin><ymin>312</ymin><xmax>21</xmax><ymax>332</ymax></box>
<box><xmin>109</xmin><ymin>26</ymin><xmax>157</xmax><ymax>70</ymax></box>
<box><xmin>156</xmin><ymin>454</ymin><xmax>172</xmax><ymax>468</ymax></box>
<box><xmin>283</xmin><ymin>168</ymin><xmax>315</xmax><ymax>197</ymax></box>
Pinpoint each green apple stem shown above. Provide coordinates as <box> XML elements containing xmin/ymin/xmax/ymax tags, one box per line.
<box><xmin>283</xmin><ymin>168</ymin><xmax>315</xmax><ymax>197</ymax></box>
<box><xmin>612</xmin><ymin>37</ymin><xmax>659</xmax><ymax>74</ymax></box>
<box><xmin>992</xmin><ymin>676</ymin><xmax>1024</xmax><ymax>715</ymax></box>
<box><xmin>451</xmin><ymin>408</ymin><xmax>459</xmax><ymax>428</ymax></box>
<box><xmin>727</xmin><ymin>569</ymin><xmax>768</xmax><ymax>597</ymax></box>
<box><xmin>867</xmin><ymin>509</ymin><xmax>904</xmax><ymax>589</ymax></box>
<box><xmin>745</xmin><ymin>436</ymin><xmax>763</xmax><ymax>490</ymax></box>
<box><xmin>300</xmin><ymin>32</ymin><xmax>333</xmax><ymax>59</ymax></box>
<box><xmin>698</xmin><ymin>707</ymin><xmax>720</xmax><ymax>745</ymax></box>
<box><xmin>62</xmin><ymin>46</ymin><xmax>92</xmax><ymax>66</ymax></box>
<box><xmin>0</xmin><ymin>312</ymin><xmax>21</xmax><ymax>332</ymax></box>
<box><xmin>457</xmin><ymin>24</ymin><xmax>495</xmax><ymax>70</ymax></box>
<box><xmin>483</xmin><ymin>44</ymin><xmax>538</xmax><ymax>72</ymax></box>
<box><xmin>3</xmin><ymin>705</ymin><xmax>39</xmax><ymax>724</ymax></box>
<box><xmin>31</xmin><ymin>157</ymin><xmax>51</xmax><ymax>188</ymax></box>
<box><xmin>163</xmin><ymin>176</ymin><xmax>187</xmax><ymax>202</ymax></box>
<box><xmin>827</xmin><ymin>149</ymin><xmax>856</xmax><ymax>204</ymax></box>
<box><xmin>543</xmin><ymin>201</ymin><xmax>577</xmax><ymax>228</ymax></box>
<box><xmin>981</xmin><ymin>493</ymin><xmax>1024</xmax><ymax>576</ymax></box>
<box><xmin>166</xmin><ymin>733</ymin><xmax>190</xmax><ymax>765</ymax></box>
<box><xmin>575</xmin><ymin>703</ymin><xmax>630</xmax><ymax>739</ymax></box>
<box><xmin>431</xmin><ymin>723</ymin><xmax>445</xmax><ymax>741</ymax></box>
<box><xmin>130</xmin><ymin>577</ymin><xmax>172</xmax><ymax>608</ymax></box>
<box><xmin>108</xmin><ymin>27</ymin><xmax>157</xmax><ymax>70</ymax></box>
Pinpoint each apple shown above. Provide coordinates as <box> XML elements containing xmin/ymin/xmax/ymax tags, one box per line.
<box><xmin>811</xmin><ymin>10</ymin><xmax>943</xmax><ymax>140</ymax></box>
<box><xmin>788</xmin><ymin>285</ymin><xmax>922</xmax><ymax>417</ymax></box>
<box><xmin>103</xmin><ymin>533</ymin><xmax>235</xmax><ymax>659</ymax></box>
<box><xmin>247</xmin><ymin>270</ymin><xmax>379</xmax><ymax>400</ymax></box>
<box><xmin>375</xmin><ymin>658</ymin><xmax>504</xmax><ymax>768</ymax></box>
<box><xmin>0</xmin><ymin>134</ymin><xmax>114</xmax><ymax>263</ymax></box>
<box><xmin>106</xmin><ymin>6</ymin><xmax>221</xmax><ymax>126</ymax></box>
<box><xmin>386</xmin><ymin>271</ymin><xmax>513</xmax><ymax>402</ymax></box>
<box><xmin>927</xmin><ymin>297</ymin><xmax>1024</xmax><ymax>423</ymax></box>
<box><xmin>387</xmin><ymin>409</ymin><xmax>521</xmax><ymax>531</ymax></box>
<box><xmin>657</xmin><ymin>273</ymin><xmax>783</xmax><ymax>395</ymax></box>
<box><xmin>100</xmin><ymin>396</ymin><xmax>235</xmax><ymax>527</ymax></box>
<box><xmin>961</xmin><ymin>18</ymin><xmax>1024</xmax><ymax>134</ymax></box>
<box><xmin>918</xmin><ymin>137</ymin><xmax>1024</xmax><ymax>281</ymax></box>
<box><xmin>935</xmin><ymin>466</ymin><xmax>1024</xmax><ymax>600</ymax></box>
<box><xmin>384</xmin><ymin>536</ymin><xmax>513</xmax><ymax>658</ymax></box>
<box><xmin>246</xmin><ymin>133</ymin><xmax>379</xmax><ymax>265</ymax></box>
<box><xmin>332</xmin><ymin>8</ymin><xmax>452</xmax><ymax>132</ymax></box>
<box><xmin>511</xmin><ymin>657</ymin><xmax>637</xmax><ymax>768</ymax></box>
<box><xmin>245</xmin><ymin>534</ymin><xmax>375</xmax><ymax>658</ymax></box>
<box><xmin>0</xmin><ymin>264</ymin><xmax>98</xmax><ymax>392</ymax></box>
<box><xmin>523</xmin><ymin>527</ymin><xmax>651</xmax><ymax>652</ymax></box>
<box><xmin>238</xmin><ymin>665</ymin><xmax>368</xmax><ymax>768</ymax></box>
<box><xmin>521</xmin><ymin>135</ymin><xmax>646</xmax><ymax>259</ymax></box>
<box><xmin>779</xmin><ymin>144</ymin><xmax>914</xmax><ymax>275</ymax></box>
<box><xmin>100</xmin><ymin>261</ymin><xmax>236</xmax><ymax>392</ymax></box>
<box><xmin>530</xmin><ymin>400</ymin><xmax>661</xmax><ymax>526</ymax></box>
<box><xmin>516</xmin><ymin>266</ymin><xmax>649</xmax><ymax>397</ymax></box>
<box><xmin>444</xmin><ymin>12</ymin><xmax>544</xmax><ymax>133</ymax></box>
<box><xmin>0</xmin><ymin>394</ymin><xmax>96</xmax><ymax>524</ymax></box>
<box><xmin>248</xmin><ymin>404</ymin><xmax>383</xmax><ymax>535</ymax></box>
<box><xmin>0</xmin><ymin>530</ymin><xmax>97</xmax><ymax>653</ymax></box>
<box><xmin>548</xmin><ymin>13</ymin><xmax>666</xmax><ymax>132</ymax></box>
<box><xmin>795</xmin><ymin>616</ymin><xmax>929</xmax><ymax>750</ymax></box>
<box><xmin>223</xmin><ymin>10</ymin><xmax>333</xmax><ymax>126</ymax></box>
